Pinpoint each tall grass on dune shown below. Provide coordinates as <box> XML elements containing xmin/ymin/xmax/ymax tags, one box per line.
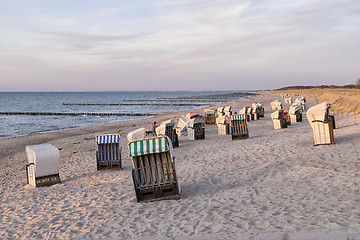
<box><xmin>270</xmin><ymin>88</ymin><xmax>360</xmax><ymax>117</ymax></box>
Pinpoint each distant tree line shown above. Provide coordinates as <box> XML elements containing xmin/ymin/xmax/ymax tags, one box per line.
<box><xmin>277</xmin><ymin>79</ymin><xmax>360</xmax><ymax>90</ymax></box>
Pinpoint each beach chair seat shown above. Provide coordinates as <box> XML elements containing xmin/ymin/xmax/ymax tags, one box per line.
<box><xmin>25</xmin><ymin>143</ymin><xmax>61</xmax><ymax>187</ymax></box>
<box><xmin>96</xmin><ymin>134</ymin><xmax>122</xmax><ymax>170</ymax></box>
<box><xmin>307</xmin><ymin>102</ymin><xmax>335</xmax><ymax>146</ymax></box>
<box><xmin>128</xmin><ymin>136</ymin><xmax>181</xmax><ymax>202</ymax></box>
<box><xmin>230</xmin><ymin>114</ymin><xmax>249</xmax><ymax>140</ymax></box>
<box><xmin>187</xmin><ymin>118</ymin><xmax>205</xmax><ymax>140</ymax></box>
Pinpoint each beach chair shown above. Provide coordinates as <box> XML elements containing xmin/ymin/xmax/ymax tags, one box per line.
<box><xmin>307</xmin><ymin>102</ymin><xmax>335</xmax><ymax>146</ymax></box>
<box><xmin>216</xmin><ymin>115</ymin><xmax>229</xmax><ymax>135</ymax></box>
<box><xmin>252</xmin><ymin>103</ymin><xmax>265</xmax><ymax>118</ymax></box>
<box><xmin>239</xmin><ymin>107</ymin><xmax>253</xmax><ymax>121</ymax></box>
<box><xmin>289</xmin><ymin>105</ymin><xmax>302</xmax><ymax>123</ymax></box>
<box><xmin>187</xmin><ymin>118</ymin><xmax>205</xmax><ymax>140</ymax></box>
<box><xmin>284</xmin><ymin>97</ymin><xmax>292</xmax><ymax>104</ymax></box>
<box><xmin>174</xmin><ymin>117</ymin><xmax>188</xmax><ymax>137</ymax></box>
<box><xmin>25</xmin><ymin>143</ymin><xmax>61</xmax><ymax>187</ymax></box>
<box><xmin>156</xmin><ymin>119</ymin><xmax>179</xmax><ymax>147</ymax></box>
<box><xmin>128</xmin><ymin>136</ymin><xmax>181</xmax><ymax>202</ymax></box>
<box><xmin>224</xmin><ymin>106</ymin><xmax>232</xmax><ymax>117</ymax></box>
<box><xmin>283</xmin><ymin>109</ymin><xmax>291</xmax><ymax>126</ymax></box>
<box><xmin>96</xmin><ymin>134</ymin><xmax>122</xmax><ymax>170</ymax></box>
<box><xmin>271</xmin><ymin>110</ymin><xmax>287</xmax><ymax>130</ymax></box>
<box><xmin>271</xmin><ymin>100</ymin><xmax>283</xmax><ymax>110</ymax></box>
<box><xmin>295</xmin><ymin>97</ymin><xmax>306</xmax><ymax>110</ymax></box>
<box><xmin>230</xmin><ymin>114</ymin><xmax>249</xmax><ymax>140</ymax></box>
<box><xmin>204</xmin><ymin>110</ymin><xmax>216</xmax><ymax>125</ymax></box>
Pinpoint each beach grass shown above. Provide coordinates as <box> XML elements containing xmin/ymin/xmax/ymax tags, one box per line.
<box><xmin>269</xmin><ymin>88</ymin><xmax>360</xmax><ymax>116</ymax></box>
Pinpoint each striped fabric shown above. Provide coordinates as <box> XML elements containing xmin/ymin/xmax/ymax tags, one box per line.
<box><xmin>230</xmin><ymin>114</ymin><xmax>247</xmax><ymax>121</ymax></box>
<box><xmin>96</xmin><ymin>134</ymin><xmax>120</xmax><ymax>144</ymax></box>
<box><xmin>129</xmin><ymin>136</ymin><xmax>170</xmax><ymax>157</ymax></box>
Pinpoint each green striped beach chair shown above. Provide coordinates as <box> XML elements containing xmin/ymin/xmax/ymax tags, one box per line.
<box><xmin>128</xmin><ymin>136</ymin><xmax>181</xmax><ymax>202</ymax></box>
<box><xmin>230</xmin><ymin>114</ymin><xmax>249</xmax><ymax>140</ymax></box>
<box><xmin>96</xmin><ymin>134</ymin><xmax>122</xmax><ymax>170</ymax></box>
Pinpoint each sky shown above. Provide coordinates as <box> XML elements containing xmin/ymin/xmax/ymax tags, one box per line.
<box><xmin>0</xmin><ymin>0</ymin><xmax>359</xmax><ymax>91</ymax></box>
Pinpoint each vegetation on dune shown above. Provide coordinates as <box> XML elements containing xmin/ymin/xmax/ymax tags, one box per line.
<box><xmin>269</xmin><ymin>88</ymin><xmax>360</xmax><ymax>116</ymax></box>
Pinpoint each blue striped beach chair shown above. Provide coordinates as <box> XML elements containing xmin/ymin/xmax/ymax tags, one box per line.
<box><xmin>128</xmin><ymin>136</ymin><xmax>181</xmax><ymax>202</ymax></box>
<box><xmin>230</xmin><ymin>114</ymin><xmax>249</xmax><ymax>140</ymax></box>
<box><xmin>96</xmin><ymin>134</ymin><xmax>122</xmax><ymax>170</ymax></box>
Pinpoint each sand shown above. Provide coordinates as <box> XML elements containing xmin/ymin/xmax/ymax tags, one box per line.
<box><xmin>0</xmin><ymin>92</ymin><xmax>359</xmax><ymax>240</ymax></box>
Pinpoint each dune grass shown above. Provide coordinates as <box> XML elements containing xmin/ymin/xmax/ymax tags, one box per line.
<box><xmin>269</xmin><ymin>88</ymin><xmax>360</xmax><ymax>116</ymax></box>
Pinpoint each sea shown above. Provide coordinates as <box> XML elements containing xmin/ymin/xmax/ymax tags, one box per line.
<box><xmin>0</xmin><ymin>91</ymin><xmax>252</xmax><ymax>139</ymax></box>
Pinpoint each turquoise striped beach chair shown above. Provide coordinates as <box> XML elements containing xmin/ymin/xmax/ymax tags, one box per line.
<box><xmin>96</xmin><ymin>134</ymin><xmax>122</xmax><ymax>170</ymax></box>
<box><xmin>230</xmin><ymin>114</ymin><xmax>249</xmax><ymax>140</ymax></box>
<box><xmin>128</xmin><ymin>136</ymin><xmax>181</xmax><ymax>202</ymax></box>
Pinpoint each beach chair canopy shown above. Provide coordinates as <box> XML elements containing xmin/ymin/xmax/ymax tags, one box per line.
<box><xmin>252</xmin><ymin>103</ymin><xmax>264</xmax><ymax>109</ymax></box>
<box><xmin>224</xmin><ymin>106</ymin><xmax>232</xmax><ymax>112</ymax></box>
<box><xmin>216</xmin><ymin>115</ymin><xmax>227</xmax><ymax>125</ymax></box>
<box><xmin>186</xmin><ymin>112</ymin><xmax>201</xmax><ymax>119</ymax></box>
<box><xmin>205</xmin><ymin>110</ymin><xmax>216</xmax><ymax>115</ymax></box>
<box><xmin>289</xmin><ymin>105</ymin><xmax>302</xmax><ymax>114</ymax></box>
<box><xmin>186</xmin><ymin>118</ymin><xmax>205</xmax><ymax>128</ymax></box>
<box><xmin>176</xmin><ymin>117</ymin><xmax>188</xmax><ymax>130</ymax></box>
<box><xmin>307</xmin><ymin>102</ymin><xmax>329</xmax><ymax>124</ymax></box>
<box><xmin>156</xmin><ymin>119</ymin><xmax>176</xmax><ymax>136</ymax></box>
<box><xmin>127</xmin><ymin>128</ymin><xmax>146</xmax><ymax>143</ymax></box>
<box><xmin>271</xmin><ymin>110</ymin><xmax>283</xmax><ymax>120</ymax></box>
<box><xmin>96</xmin><ymin>134</ymin><xmax>120</xmax><ymax>144</ymax></box>
<box><xmin>217</xmin><ymin>107</ymin><xmax>224</xmax><ymax>113</ymax></box>
<box><xmin>128</xmin><ymin>136</ymin><xmax>172</xmax><ymax>157</ymax></box>
<box><xmin>230</xmin><ymin>114</ymin><xmax>247</xmax><ymax>121</ymax></box>
<box><xmin>26</xmin><ymin>144</ymin><xmax>60</xmax><ymax>178</ymax></box>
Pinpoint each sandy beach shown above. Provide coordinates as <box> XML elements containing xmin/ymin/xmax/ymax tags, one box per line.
<box><xmin>0</xmin><ymin>91</ymin><xmax>359</xmax><ymax>239</ymax></box>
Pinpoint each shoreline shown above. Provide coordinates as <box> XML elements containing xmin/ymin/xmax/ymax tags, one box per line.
<box><xmin>1</xmin><ymin>91</ymin><xmax>359</xmax><ymax>239</ymax></box>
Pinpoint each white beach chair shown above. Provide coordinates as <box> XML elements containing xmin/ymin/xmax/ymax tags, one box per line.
<box><xmin>216</xmin><ymin>115</ymin><xmax>229</xmax><ymax>135</ymax></box>
<box><xmin>271</xmin><ymin>100</ymin><xmax>283</xmax><ymax>110</ymax></box>
<box><xmin>271</xmin><ymin>110</ymin><xmax>287</xmax><ymax>130</ymax></box>
<box><xmin>128</xmin><ymin>136</ymin><xmax>181</xmax><ymax>202</ymax></box>
<box><xmin>307</xmin><ymin>102</ymin><xmax>335</xmax><ymax>146</ymax></box>
<box><xmin>186</xmin><ymin>118</ymin><xmax>205</xmax><ymax>140</ymax></box>
<box><xmin>26</xmin><ymin>143</ymin><xmax>61</xmax><ymax>187</ymax></box>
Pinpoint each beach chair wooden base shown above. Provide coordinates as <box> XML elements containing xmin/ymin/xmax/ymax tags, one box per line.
<box><xmin>231</xmin><ymin>132</ymin><xmax>249</xmax><ymax>140</ymax></box>
<box><xmin>188</xmin><ymin>127</ymin><xmax>205</xmax><ymax>140</ymax></box>
<box><xmin>131</xmin><ymin>149</ymin><xmax>181</xmax><ymax>203</ymax></box>
<box><xmin>312</xmin><ymin>121</ymin><xmax>335</xmax><ymax>146</ymax></box>
<box><xmin>273</xmin><ymin>119</ymin><xmax>283</xmax><ymax>130</ymax></box>
<box><xmin>26</xmin><ymin>169</ymin><xmax>61</xmax><ymax>187</ymax></box>
<box><xmin>218</xmin><ymin>124</ymin><xmax>229</xmax><ymax>135</ymax></box>
<box><xmin>133</xmin><ymin>175</ymin><xmax>180</xmax><ymax>203</ymax></box>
